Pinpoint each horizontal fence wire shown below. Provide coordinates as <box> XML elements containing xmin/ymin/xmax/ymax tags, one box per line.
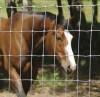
<box><xmin>0</xmin><ymin>4</ymin><xmax>100</xmax><ymax>8</ymax></box>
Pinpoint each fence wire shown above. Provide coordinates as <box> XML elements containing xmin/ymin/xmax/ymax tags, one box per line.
<box><xmin>0</xmin><ymin>3</ymin><xmax>100</xmax><ymax>97</ymax></box>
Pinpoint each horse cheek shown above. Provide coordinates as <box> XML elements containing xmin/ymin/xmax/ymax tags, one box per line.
<box><xmin>45</xmin><ymin>37</ymin><xmax>54</xmax><ymax>55</ymax></box>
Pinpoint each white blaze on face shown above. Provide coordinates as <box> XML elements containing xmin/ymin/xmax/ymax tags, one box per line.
<box><xmin>64</xmin><ymin>30</ymin><xmax>76</xmax><ymax>71</ymax></box>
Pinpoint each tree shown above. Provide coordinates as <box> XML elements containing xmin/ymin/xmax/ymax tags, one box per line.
<box><xmin>5</xmin><ymin>0</ymin><xmax>32</xmax><ymax>18</ymax></box>
<box><xmin>56</xmin><ymin>0</ymin><xmax>65</xmax><ymax>24</ymax></box>
<box><xmin>19</xmin><ymin>0</ymin><xmax>32</xmax><ymax>11</ymax></box>
<box><xmin>67</xmin><ymin>0</ymin><xmax>87</xmax><ymax>30</ymax></box>
<box><xmin>92</xmin><ymin>0</ymin><xmax>98</xmax><ymax>28</ymax></box>
<box><xmin>5</xmin><ymin>0</ymin><xmax>17</xmax><ymax>17</ymax></box>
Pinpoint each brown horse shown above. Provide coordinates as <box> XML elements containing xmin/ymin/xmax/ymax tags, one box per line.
<box><xmin>0</xmin><ymin>12</ymin><xmax>76</xmax><ymax>97</ymax></box>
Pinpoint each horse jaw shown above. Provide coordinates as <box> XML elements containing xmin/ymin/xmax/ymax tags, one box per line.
<box><xmin>64</xmin><ymin>30</ymin><xmax>76</xmax><ymax>73</ymax></box>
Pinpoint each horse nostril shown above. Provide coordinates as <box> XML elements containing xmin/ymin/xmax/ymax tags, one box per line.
<box><xmin>67</xmin><ymin>66</ymin><xmax>72</xmax><ymax>74</ymax></box>
<box><xmin>68</xmin><ymin>66</ymin><xmax>71</xmax><ymax>70</ymax></box>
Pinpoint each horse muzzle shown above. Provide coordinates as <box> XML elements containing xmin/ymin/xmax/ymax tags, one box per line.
<box><xmin>61</xmin><ymin>63</ymin><xmax>76</xmax><ymax>75</ymax></box>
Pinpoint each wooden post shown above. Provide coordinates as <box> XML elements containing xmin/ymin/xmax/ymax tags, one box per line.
<box><xmin>67</xmin><ymin>0</ymin><xmax>87</xmax><ymax>30</ymax></box>
<box><xmin>92</xmin><ymin>0</ymin><xmax>98</xmax><ymax>28</ymax></box>
<box><xmin>56</xmin><ymin>0</ymin><xmax>64</xmax><ymax>24</ymax></box>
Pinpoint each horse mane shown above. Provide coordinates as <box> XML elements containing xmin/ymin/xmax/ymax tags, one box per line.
<box><xmin>15</xmin><ymin>11</ymin><xmax>74</xmax><ymax>31</ymax></box>
<box><xmin>17</xmin><ymin>11</ymin><xmax>56</xmax><ymax>20</ymax></box>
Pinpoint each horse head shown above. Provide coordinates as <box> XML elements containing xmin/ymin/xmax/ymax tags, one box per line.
<box><xmin>33</xmin><ymin>13</ymin><xmax>76</xmax><ymax>75</ymax></box>
<box><xmin>44</xmin><ymin>19</ymin><xmax>76</xmax><ymax>75</ymax></box>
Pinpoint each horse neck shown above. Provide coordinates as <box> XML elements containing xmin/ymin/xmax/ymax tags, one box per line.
<box><xmin>39</xmin><ymin>17</ymin><xmax>55</xmax><ymax>31</ymax></box>
<box><xmin>0</xmin><ymin>18</ymin><xmax>9</xmax><ymax>31</ymax></box>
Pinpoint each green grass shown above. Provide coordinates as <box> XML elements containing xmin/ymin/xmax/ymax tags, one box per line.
<box><xmin>0</xmin><ymin>1</ymin><xmax>7</xmax><ymax>17</ymax></box>
<box><xmin>0</xmin><ymin>0</ymin><xmax>100</xmax><ymax>22</ymax></box>
<box><xmin>84</xmin><ymin>1</ymin><xmax>100</xmax><ymax>22</ymax></box>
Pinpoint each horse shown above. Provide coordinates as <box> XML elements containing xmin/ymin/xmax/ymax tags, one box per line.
<box><xmin>0</xmin><ymin>12</ymin><xmax>76</xmax><ymax>97</ymax></box>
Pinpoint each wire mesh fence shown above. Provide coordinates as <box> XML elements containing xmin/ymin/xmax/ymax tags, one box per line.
<box><xmin>0</xmin><ymin>0</ymin><xmax>100</xmax><ymax>97</ymax></box>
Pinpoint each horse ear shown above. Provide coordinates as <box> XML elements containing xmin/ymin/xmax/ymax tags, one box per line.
<box><xmin>68</xmin><ymin>16</ymin><xmax>78</xmax><ymax>29</ymax></box>
<box><xmin>57</xmin><ymin>14</ymin><xmax>64</xmax><ymax>25</ymax></box>
<box><xmin>63</xmin><ymin>17</ymin><xmax>75</xmax><ymax>36</ymax></box>
<box><xmin>63</xmin><ymin>17</ymin><xmax>77</xmax><ymax>30</ymax></box>
<box><xmin>69</xmin><ymin>17</ymin><xmax>75</xmax><ymax>25</ymax></box>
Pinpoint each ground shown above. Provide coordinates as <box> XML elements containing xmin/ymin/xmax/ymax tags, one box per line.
<box><xmin>0</xmin><ymin>80</ymin><xmax>100</xmax><ymax>97</ymax></box>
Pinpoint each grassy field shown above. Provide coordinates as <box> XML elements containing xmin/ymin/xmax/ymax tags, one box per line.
<box><xmin>0</xmin><ymin>0</ymin><xmax>100</xmax><ymax>22</ymax></box>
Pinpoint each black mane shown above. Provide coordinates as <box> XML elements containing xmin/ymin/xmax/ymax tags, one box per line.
<box><xmin>16</xmin><ymin>11</ymin><xmax>73</xmax><ymax>31</ymax></box>
<box><xmin>35</xmin><ymin>12</ymin><xmax>56</xmax><ymax>20</ymax></box>
<box><xmin>17</xmin><ymin>11</ymin><xmax>56</xmax><ymax>20</ymax></box>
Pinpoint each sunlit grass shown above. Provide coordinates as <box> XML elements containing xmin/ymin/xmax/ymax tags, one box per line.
<box><xmin>0</xmin><ymin>1</ymin><xmax>7</xmax><ymax>17</ymax></box>
<box><xmin>0</xmin><ymin>0</ymin><xmax>100</xmax><ymax>22</ymax></box>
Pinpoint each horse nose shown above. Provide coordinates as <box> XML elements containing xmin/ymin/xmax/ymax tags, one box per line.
<box><xmin>71</xmin><ymin>65</ymin><xmax>76</xmax><ymax>72</ymax></box>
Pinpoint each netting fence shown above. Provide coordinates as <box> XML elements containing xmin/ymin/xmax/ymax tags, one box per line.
<box><xmin>0</xmin><ymin>0</ymin><xmax>100</xmax><ymax>97</ymax></box>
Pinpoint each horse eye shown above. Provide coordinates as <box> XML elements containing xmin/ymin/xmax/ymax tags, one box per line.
<box><xmin>57</xmin><ymin>37</ymin><xmax>62</xmax><ymax>42</ymax></box>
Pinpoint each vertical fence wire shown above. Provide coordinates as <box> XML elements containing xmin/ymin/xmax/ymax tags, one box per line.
<box><xmin>20</xmin><ymin>6</ymin><xmax>24</xmax><ymax>81</ymax></box>
<box><xmin>30</xmin><ymin>6</ymin><xmax>35</xmax><ymax>92</ymax></box>
<box><xmin>9</xmin><ymin>6</ymin><xmax>13</xmax><ymax>96</ymax></box>
<box><xmin>89</xmin><ymin>4</ymin><xmax>94</xmax><ymax>97</ymax></box>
